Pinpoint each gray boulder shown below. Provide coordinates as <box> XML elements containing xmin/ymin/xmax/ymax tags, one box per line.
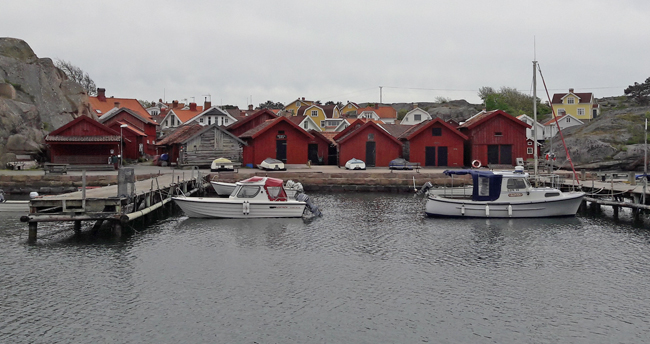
<box><xmin>0</xmin><ymin>37</ymin><xmax>93</xmax><ymax>166</ymax></box>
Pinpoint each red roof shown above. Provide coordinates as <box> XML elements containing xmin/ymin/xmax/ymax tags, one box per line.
<box><xmin>458</xmin><ymin>110</ymin><xmax>530</xmax><ymax>130</ymax></box>
<box><xmin>400</xmin><ymin>118</ymin><xmax>468</xmax><ymax>141</ymax></box>
<box><xmin>45</xmin><ymin>115</ymin><xmax>121</xmax><ymax>142</ymax></box>
<box><xmin>335</xmin><ymin>120</ymin><xmax>402</xmax><ymax>146</ymax></box>
<box><xmin>551</xmin><ymin>91</ymin><xmax>593</xmax><ymax>104</ymax></box>
<box><xmin>226</xmin><ymin>109</ymin><xmax>277</xmax><ymax>131</ymax></box>
<box><xmin>89</xmin><ymin>95</ymin><xmax>151</xmax><ymax>119</ymax></box>
<box><xmin>356</xmin><ymin>105</ymin><xmax>397</xmax><ymax>119</ymax></box>
<box><xmin>168</xmin><ymin>106</ymin><xmax>204</xmax><ymax>124</ymax></box>
<box><xmin>157</xmin><ymin>124</ymin><xmax>204</xmax><ymax>145</ymax></box>
<box><xmin>239</xmin><ymin>116</ymin><xmax>314</xmax><ymax>140</ymax></box>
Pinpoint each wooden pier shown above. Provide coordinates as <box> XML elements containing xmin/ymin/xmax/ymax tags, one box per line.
<box><xmin>20</xmin><ymin>167</ymin><xmax>206</xmax><ymax>242</ymax></box>
<box><xmin>540</xmin><ymin>172</ymin><xmax>650</xmax><ymax>222</ymax></box>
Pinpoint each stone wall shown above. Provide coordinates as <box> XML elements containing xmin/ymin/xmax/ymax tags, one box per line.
<box><xmin>0</xmin><ymin>173</ymin><xmax>162</xmax><ymax>194</ymax></box>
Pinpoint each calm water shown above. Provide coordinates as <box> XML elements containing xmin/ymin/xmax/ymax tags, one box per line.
<box><xmin>2</xmin><ymin>193</ymin><xmax>650</xmax><ymax>343</ymax></box>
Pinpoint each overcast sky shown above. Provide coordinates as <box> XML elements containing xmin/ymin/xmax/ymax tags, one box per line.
<box><xmin>2</xmin><ymin>0</ymin><xmax>649</xmax><ymax>108</ymax></box>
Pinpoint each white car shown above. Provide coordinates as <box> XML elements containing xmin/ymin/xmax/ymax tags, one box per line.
<box><xmin>345</xmin><ymin>158</ymin><xmax>366</xmax><ymax>170</ymax></box>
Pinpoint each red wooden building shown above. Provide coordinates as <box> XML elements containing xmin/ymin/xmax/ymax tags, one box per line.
<box><xmin>226</xmin><ymin>109</ymin><xmax>277</xmax><ymax>137</ymax></box>
<box><xmin>399</xmin><ymin>118</ymin><xmax>468</xmax><ymax>167</ymax></box>
<box><xmin>98</xmin><ymin>107</ymin><xmax>159</xmax><ymax>159</ymax></box>
<box><xmin>334</xmin><ymin>119</ymin><xmax>402</xmax><ymax>167</ymax></box>
<box><xmin>307</xmin><ymin>130</ymin><xmax>335</xmax><ymax>165</ymax></box>
<box><xmin>45</xmin><ymin>115</ymin><xmax>120</xmax><ymax>165</ymax></box>
<box><xmin>458</xmin><ymin>110</ymin><xmax>530</xmax><ymax>167</ymax></box>
<box><xmin>239</xmin><ymin>116</ymin><xmax>314</xmax><ymax>166</ymax></box>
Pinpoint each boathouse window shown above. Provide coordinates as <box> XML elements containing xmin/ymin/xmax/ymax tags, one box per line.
<box><xmin>368</xmin><ymin>133</ymin><xmax>374</xmax><ymax>141</ymax></box>
<box><xmin>527</xmin><ymin>147</ymin><xmax>533</xmax><ymax>154</ymax></box>
<box><xmin>432</xmin><ymin>128</ymin><xmax>442</xmax><ymax>136</ymax></box>
<box><xmin>237</xmin><ymin>186</ymin><xmax>260</xmax><ymax>198</ymax></box>
<box><xmin>495</xmin><ymin>132</ymin><xmax>503</xmax><ymax>136</ymax></box>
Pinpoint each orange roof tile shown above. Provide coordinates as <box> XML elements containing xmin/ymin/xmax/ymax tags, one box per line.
<box><xmin>356</xmin><ymin>105</ymin><xmax>397</xmax><ymax>119</ymax></box>
<box><xmin>168</xmin><ymin>106</ymin><xmax>204</xmax><ymax>123</ymax></box>
<box><xmin>89</xmin><ymin>96</ymin><xmax>151</xmax><ymax>119</ymax></box>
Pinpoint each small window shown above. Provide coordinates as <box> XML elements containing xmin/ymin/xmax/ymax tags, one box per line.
<box><xmin>495</xmin><ymin>132</ymin><xmax>503</xmax><ymax>136</ymax></box>
<box><xmin>545</xmin><ymin>192</ymin><xmax>560</xmax><ymax>197</ymax></box>
<box><xmin>320</xmin><ymin>121</ymin><xmax>325</xmax><ymax>127</ymax></box>
<box><xmin>432</xmin><ymin>128</ymin><xmax>442</xmax><ymax>136</ymax></box>
<box><xmin>527</xmin><ymin>147</ymin><xmax>533</xmax><ymax>154</ymax></box>
<box><xmin>577</xmin><ymin>108</ymin><xmax>585</xmax><ymax>117</ymax></box>
<box><xmin>567</xmin><ymin>97</ymin><xmax>575</xmax><ymax>104</ymax></box>
<box><xmin>278</xmin><ymin>130</ymin><xmax>284</xmax><ymax>134</ymax></box>
<box><xmin>527</xmin><ymin>141</ymin><xmax>533</xmax><ymax>145</ymax></box>
<box><xmin>200</xmin><ymin>117</ymin><xmax>204</xmax><ymax>123</ymax></box>
<box><xmin>237</xmin><ymin>186</ymin><xmax>260</xmax><ymax>198</ymax></box>
<box><xmin>311</xmin><ymin>110</ymin><xmax>318</xmax><ymax>117</ymax></box>
<box><xmin>414</xmin><ymin>114</ymin><xmax>421</xmax><ymax>121</ymax></box>
<box><xmin>296</xmin><ymin>101</ymin><xmax>300</xmax><ymax>107</ymax></box>
<box><xmin>304</xmin><ymin>122</ymin><xmax>308</xmax><ymax>129</ymax></box>
<box><xmin>368</xmin><ymin>133</ymin><xmax>375</xmax><ymax>141</ymax></box>
<box><xmin>507</xmin><ymin>178</ymin><xmax>527</xmax><ymax>190</ymax></box>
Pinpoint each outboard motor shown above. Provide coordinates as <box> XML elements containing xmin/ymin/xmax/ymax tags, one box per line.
<box><xmin>296</xmin><ymin>193</ymin><xmax>322</xmax><ymax>217</ymax></box>
<box><xmin>416</xmin><ymin>182</ymin><xmax>433</xmax><ymax>195</ymax></box>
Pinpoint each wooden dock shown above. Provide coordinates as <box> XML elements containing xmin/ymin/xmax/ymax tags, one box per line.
<box><xmin>20</xmin><ymin>167</ymin><xmax>206</xmax><ymax>242</ymax></box>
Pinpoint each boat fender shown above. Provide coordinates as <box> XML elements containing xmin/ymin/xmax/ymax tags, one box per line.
<box><xmin>472</xmin><ymin>160</ymin><xmax>481</xmax><ymax>168</ymax></box>
<box><xmin>485</xmin><ymin>204</ymin><xmax>490</xmax><ymax>217</ymax></box>
<box><xmin>507</xmin><ymin>204</ymin><xmax>512</xmax><ymax>217</ymax></box>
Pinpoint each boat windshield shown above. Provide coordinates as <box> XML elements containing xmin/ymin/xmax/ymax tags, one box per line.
<box><xmin>237</xmin><ymin>185</ymin><xmax>260</xmax><ymax>198</ymax></box>
<box><xmin>265</xmin><ymin>186</ymin><xmax>287</xmax><ymax>201</ymax></box>
<box><xmin>506</xmin><ymin>178</ymin><xmax>528</xmax><ymax>190</ymax></box>
<box><xmin>478</xmin><ymin>176</ymin><xmax>490</xmax><ymax>196</ymax></box>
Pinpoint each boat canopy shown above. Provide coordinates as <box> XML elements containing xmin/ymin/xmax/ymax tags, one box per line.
<box><xmin>443</xmin><ymin>170</ymin><xmax>503</xmax><ymax>202</ymax></box>
<box><xmin>239</xmin><ymin>177</ymin><xmax>288</xmax><ymax>201</ymax></box>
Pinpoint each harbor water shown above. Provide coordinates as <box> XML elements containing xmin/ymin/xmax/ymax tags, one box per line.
<box><xmin>2</xmin><ymin>192</ymin><xmax>650</xmax><ymax>343</ymax></box>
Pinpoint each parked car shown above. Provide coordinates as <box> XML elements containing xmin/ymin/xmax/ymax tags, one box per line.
<box><xmin>389</xmin><ymin>158</ymin><xmax>419</xmax><ymax>170</ymax></box>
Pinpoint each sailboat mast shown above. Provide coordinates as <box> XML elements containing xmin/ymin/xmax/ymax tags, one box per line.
<box><xmin>533</xmin><ymin>60</ymin><xmax>538</xmax><ymax>181</ymax></box>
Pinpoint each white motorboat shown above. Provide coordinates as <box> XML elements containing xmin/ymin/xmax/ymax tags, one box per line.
<box><xmin>421</xmin><ymin>167</ymin><xmax>584</xmax><ymax>218</ymax></box>
<box><xmin>258</xmin><ymin>158</ymin><xmax>285</xmax><ymax>171</ymax></box>
<box><xmin>174</xmin><ymin>177</ymin><xmax>320</xmax><ymax>218</ymax></box>
<box><xmin>211</xmin><ymin>158</ymin><xmax>235</xmax><ymax>172</ymax></box>
<box><xmin>345</xmin><ymin>158</ymin><xmax>366</xmax><ymax>170</ymax></box>
<box><xmin>210</xmin><ymin>179</ymin><xmax>304</xmax><ymax>198</ymax></box>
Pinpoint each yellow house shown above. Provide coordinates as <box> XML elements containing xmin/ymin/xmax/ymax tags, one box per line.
<box><xmin>284</xmin><ymin>97</ymin><xmax>315</xmax><ymax>115</ymax></box>
<box><xmin>551</xmin><ymin>88</ymin><xmax>600</xmax><ymax>121</ymax></box>
<box><xmin>340</xmin><ymin>101</ymin><xmax>359</xmax><ymax>116</ymax></box>
<box><xmin>297</xmin><ymin>104</ymin><xmax>343</xmax><ymax>131</ymax></box>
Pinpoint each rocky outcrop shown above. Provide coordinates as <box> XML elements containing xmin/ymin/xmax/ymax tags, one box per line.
<box><xmin>0</xmin><ymin>37</ymin><xmax>93</xmax><ymax>166</ymax></box>
<box><xmin>390</xmin><ymin>100</ymin><xmax>483</xmax><ymax>122</ymax></box>
<box><xmin>547</xmin><ymin>104</ymin><xmax>650</xmax><ymax>171</ymax></box>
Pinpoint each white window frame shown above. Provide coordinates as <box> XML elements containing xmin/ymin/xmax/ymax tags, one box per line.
<box><xmin>567</xmin><ymin>97</ymin><xmax>575</xmax><ymax>104</ymax></box>
<box><xmin>577</xmin><ymin>108</ymin><xmax>585</xmax><ymax>117</ymax></box>
<box><xmin>311</xmin><ymin>110</ymin><xmax>318</xmax><ymax>117</ymax></box>
<box><xmin>414</xmin><ymin>114</ymin><xmax>421</xmax><ymax>121</ymax></box>
<box><xmin>527</xmin><ymin>147</ymin><xmax>533</xmax><ymax>154</ymax></box>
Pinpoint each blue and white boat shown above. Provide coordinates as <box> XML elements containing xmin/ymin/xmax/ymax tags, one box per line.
<box><xmin>422</xmin><ymin>167</ymin><xmax>584</xmax><ymax>218</ymax></box>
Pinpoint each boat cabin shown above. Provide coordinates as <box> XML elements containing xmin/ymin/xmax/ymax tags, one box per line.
<box><xmin>230</xmin><ymin>177</ymin><xmax>289</xmax><ymax>201</ymax></box>
<box><xmin>443</xmin><ymin>167</ymin><xmax>532</xmax><ymax>201</ymax></box>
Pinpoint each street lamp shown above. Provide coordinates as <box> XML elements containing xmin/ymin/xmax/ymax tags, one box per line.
<box><xmin>120</xmin><ymin>124</ymin><xmax>128</xmax><ymax>168</ymax></box>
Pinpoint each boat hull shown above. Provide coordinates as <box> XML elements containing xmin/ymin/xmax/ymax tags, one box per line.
<box><xmin>210</xmin><ymin>181</ymin><xmax>236</xmax><ymax>196</ymax></box>
<box><xmin>425</xmin><ymin>192</ymin><xmax>584</xmax><ymax>218</ymax></box>
<box><xmin>172</xmin><ymin>196</ymin><xmax>306</xmax><ymax>218</ymax></box>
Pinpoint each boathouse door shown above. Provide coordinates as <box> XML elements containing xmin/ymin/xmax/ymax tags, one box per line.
<box><xmin>438</xmin><ymin>146</ymin><xmax>448</xmax><ymax>166</ymax></box>
<box><xmin>425</xmin><ymin>147</ymin><xmax>436</xmax><ymax>166</ymax></box>
<box><xmin>308</xmin><ymin>144</ymin><xmax>319</xmax><ymax>164</ymax></box>
<box><xmin>366</xmin><ymin>141</ymin><xmax>376</xmax><ymax>167</ymax></box>
<box><xmin>276</xmin><ymin>140</ymin><xmax>287</xmax><ymax>163</ymax></box>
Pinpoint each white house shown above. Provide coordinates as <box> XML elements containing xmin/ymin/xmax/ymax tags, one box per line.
<box><xmin>186</xmin><ymin>106</ymin><xmax>239</xmax><ymax>127</ymax></box>
<box><xmin>543</xmin><ymin>113</ymin><xmax>584</xmax><ymax>137</ymax></box>
<box><xmin>517</xmin><ymin>114</ymin><xmax>548</xmax><ymax>140</ymax></box>
<box><xmin>401</xmin><ymin>108</ymin><xmax>432</xmax><ymax>125</ymax></box>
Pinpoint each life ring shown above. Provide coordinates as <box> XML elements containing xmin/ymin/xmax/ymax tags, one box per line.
<box><xmin>472</xmin><ymin>160</ymin><xmax>481</xmax><ymax>168</ymax></box>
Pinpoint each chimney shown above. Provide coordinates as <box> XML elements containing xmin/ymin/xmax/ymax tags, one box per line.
<box><xmin>159</xmin><ymin>98</ymin><xmax>163</xmax><ymax>102</ymax></box>
<box><xmin>248</xmin><ymin>104</ymin><xmax>254</xmax><ymax>111</ymax></box>
<box><xmin>204</xmin><ymin>98</ymin><xmax>211</xmax><ymax>109</ymax></box>
<box><xmin>413</xmin><ymin>103</ymin><xmax>418</xmax><ymax>109</ymax></box>
<box><xmin>172</xmin><ymin>100</ymin><xmax>178</xmax><ymax>108</ymax></box>
<box><xmin>190</xmin><ymin>102</ymin><xmax>197</xmax><ymax>111</ymax></box>
<box><xmin>114</xmin><ymin>101</ymin><xmax>120</xmax><ymax>108</ymax></box>
<box><xmin>302</xmin><ymin>97</ymin><xmax>305</xmax><ymax>101</ymax></box>
<box><xmin>569</xmin><ymin>88</ymin><xmax>574</xmax><ymax>93</ymax></box>
<box><xmin>97</xmin><ymin>88</ymin><xmax>106</xmax><ymax>101</ymax></box>
<box><xmin>374</xmin><ymin>103</ymin><xmax>379</xmax><ymax>109</ymax></box>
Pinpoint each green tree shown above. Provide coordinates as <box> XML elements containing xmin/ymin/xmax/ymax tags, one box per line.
<box><xmin>258</xmin><ymin>100</ymin><xmax>285</xmax><ymax>109</ymax></box>
<box><xmin>55</xmin><ymin>59</ymin><xmax>97</xmax><ymax>96</ymax></box>
<box><xmin>478</xmin><ymin>86</ymin><xmax>551</xmax><ymax>119</ymax></box>
<box><xmin>624</xmin><ymin>77</ymin><xmax>650</xmax><ymax>105</ymax></box>
<box><xmin>397</xmin><ymin>109</ymin><xmax>408</xmax><ymax>121</ymax></box>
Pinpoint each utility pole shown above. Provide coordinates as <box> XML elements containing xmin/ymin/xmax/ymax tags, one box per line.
<box><xmin>379</xmin><ymin>86</ymin><xmax>383</xmax><ymax>104</ymax></box>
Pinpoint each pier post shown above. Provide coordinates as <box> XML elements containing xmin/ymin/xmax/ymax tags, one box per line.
<box><xmin>613</xmin><ymin>206</ymin><xmax>619</xmax><ymax>220</ymax></box>
<box><xmin>74</xmin><ymin>220</ymin><xmax>82</xmax><ymax>234</ymax></box>
<box><xmin>28</xmin><ymin>222</ymin><xmax>37</xmax><ymax>243</ymax></box>
<box><xmin>112</xmin><ymin>222</ymin><xmax>122</xmax><ymax>238</ymax></box>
